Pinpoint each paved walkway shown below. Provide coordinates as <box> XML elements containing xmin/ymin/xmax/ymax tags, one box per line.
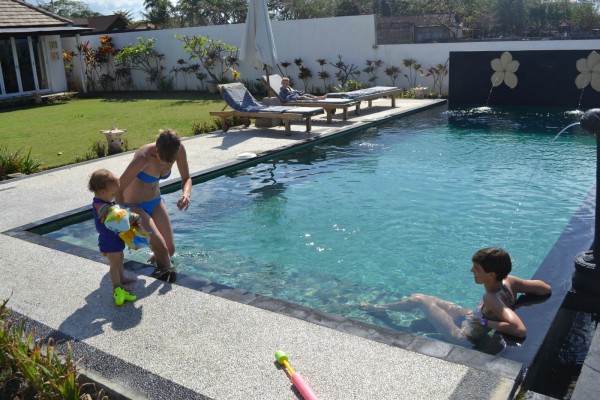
<box><xmin>0</xmin><ymin>98</ymin><xmax>549</xmax><ymax>399</ymax></box>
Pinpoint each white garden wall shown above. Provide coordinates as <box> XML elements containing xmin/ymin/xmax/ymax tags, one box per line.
<box><xmin>61</xmin><ymin>14</ymin><xmax>600</xmax><ymax>97</ymax></box>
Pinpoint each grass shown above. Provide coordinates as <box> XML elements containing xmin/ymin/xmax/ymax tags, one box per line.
<box><xmin>1</xmin><ymin>92</ymin><xmax>225</xmax><ymax>170</ymax></box>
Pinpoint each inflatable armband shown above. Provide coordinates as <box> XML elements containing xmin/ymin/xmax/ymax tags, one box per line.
<box><xmin>104</xmin><ymin>206</ymin><xmax>130</xmax><ymax>233</ymax></box>
<box><xmin>119</xmin><ymin>225</ymin><xmax>150</xmax><ymax>250</ymax></box>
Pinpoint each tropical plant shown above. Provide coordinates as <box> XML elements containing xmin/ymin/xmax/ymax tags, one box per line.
<box><xmin>425</xmin><ymin>60</ymin><xmax>449</xmax><ymax>97</ymax></box>
<box><xmin>115</xmin><ymin>66</ymin><xmax>134</xmax><ymax>90</ymax></box>
<box><xmin>363</xmin><ymin>59</ymin><xmax>383</xmax><ymax>85</ymax></box>
<box><xmin>330</xmin><ymin>55</ymin><xmax>361</xmax><ymax>89</ymax></box>
<box><xmin>0</xmin><ymin>146</ymin><xmax>42</xmax><ymax>180</ymax></box>
<box><xmin>176</xmin><ymin>34</ymin><xmax>240</xmax><ymax>84</ymax></box>
<box><xmin>346</xmin><ymin>79</ymin><xmax>363</xmax><ymax>91</ymax></box>
<box><xmin>143</xmin><ymin>0</ymin><xmax>172</xmax><ymax>29</ymax></box>
<box><xmin>280</xmin><ymin>61</ymin><xmax>292</xmax><ymax>77</ymax></box>
<box><xmin>402</xmin><ymin>58</ymin><xmax>423</xmax><ymax>88</ymax></box>
<box><xmin>115</xmin><ymin>37</ymin><xmax>165</xmax><ymax>91</ymax></box>
<box><xmin>384</xmin><ymin>65</ymin><xmax>401</xmax><ymax>86</ymax></box>
<box><xmin>316</xmin><ymin>58</ymin><xmax>330</xmax><ymax>91</ymax></box>
<box><xmin>62</xmin><ymin>49</ymin><xmax>76</xmax><ymax>89</ymax></box>
<box><xmin>293</xmin><ymin>59</ymin><xmax>312</xmax><ymax>91</ymax></box>
<box><xmin>0</xmin><ymin>298</ymin><xmax>108</xmax><ymax>399</ymax></box>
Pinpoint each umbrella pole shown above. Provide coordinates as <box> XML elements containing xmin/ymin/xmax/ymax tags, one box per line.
<box><xmin>264</xmin><ymin>64</ymin><xmax>271</xmax><ymax>97</ymax></box>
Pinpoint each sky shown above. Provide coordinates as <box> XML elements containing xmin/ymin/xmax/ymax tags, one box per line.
<box><xmin>87</xmin><ymin>0</ymin><xmax>146</xmax><ymax>19</ymax></box>
<box><xmin>28</xmin><ymin>0</ymin><xmax>148</xmax><ymax>20</ymax></box>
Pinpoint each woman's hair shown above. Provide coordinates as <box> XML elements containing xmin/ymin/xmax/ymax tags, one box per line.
<box><xmin>155</xmin><ymin>129</ymin><xmax>181</xmax><ymax>163</ymax></box>
<box><xmin>88</xmin><ymin>169</ymin><xmax>118</xmax><ymax>192</ymax></box>
<box><xmin>471</xmin><ymin>247</ymin><xmax>512</xmax><ymax>281</ymax></box>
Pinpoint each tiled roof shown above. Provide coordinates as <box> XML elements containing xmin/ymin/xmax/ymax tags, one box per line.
<box><xmin>72</xmin><ymin>15</ymin><xmax>129</xmax><ymax>33</ymax></box>
<box><xmin>0</xmin><ymin>0</ymin><xmax>72</xmax><ymax>28</ymax></box>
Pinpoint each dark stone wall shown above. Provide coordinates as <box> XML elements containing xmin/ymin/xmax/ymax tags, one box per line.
<box><xmin>449</xmin><ymin>50</ymin><xmax>600</xmax><ymax>108</ymax></box>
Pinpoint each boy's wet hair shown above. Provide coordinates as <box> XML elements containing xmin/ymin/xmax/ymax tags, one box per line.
<box><xmin>88</xmin><ymin>169</ymin><xmax>118</xmax><ymax>192</ymax></box>
<box><xmin>156</xmin><ymin>129</ymin><xmax>181</xmax><ymax>163</ymax></box>
<box><xmin>472</xmin><ymin>247</ymin><xmax>512</xmax><ymax>281</ymax></box>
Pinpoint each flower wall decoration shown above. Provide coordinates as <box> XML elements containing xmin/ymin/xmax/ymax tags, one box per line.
<box><xmin>575</xmin><ymin>51</ymin><xmax>600</xmax><ymax>92</ymax></box>
<box><xmin>491</xmin><ymin>51</ymin><xmax>519</xmax><ymax>89</ymax></box>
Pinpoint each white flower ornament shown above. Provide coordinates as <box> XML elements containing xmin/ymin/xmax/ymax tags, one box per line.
<box><xmin>491</xmin><ymin>52</ymin><xmax>519</xmax><ymax>89</ymax></box>
<box><xmin>575</xmin><ymin>51</ymin><xmax>600</xmax><ymax>92</ymax></box>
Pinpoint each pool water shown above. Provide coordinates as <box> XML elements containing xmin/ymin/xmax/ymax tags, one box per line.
<box><xmin>47</xmin><ymin>105</ymin><xmax>596</xmax><ymax>338</ymax></box>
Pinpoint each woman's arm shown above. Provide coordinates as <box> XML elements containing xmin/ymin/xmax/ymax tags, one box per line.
<box><xmin>116</xmin><ymin>147</ymin><xmax>148</xmax><ymax>204</ymax></box>
<box><xmin>175</xmin><ymin>145</ymin><xmax>192</xmax><ymax>211</ymax></box>
<box><xmin>483</xmin><ymin>292</ymin><xmax>527</xmax><ymax>337</ymax></box>
<box><xmin>508</xmin><ymin>275</ymin><xmax>552</xmax><ymax>296</ymax></box>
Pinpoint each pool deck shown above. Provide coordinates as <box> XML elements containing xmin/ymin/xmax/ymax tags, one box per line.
<box><xmin>1</xmin><ymin>97</ymin><xmax>596</xmax><ymax>399</ymax></box>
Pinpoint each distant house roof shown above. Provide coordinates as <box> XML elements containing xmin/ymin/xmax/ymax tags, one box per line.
<box><xmin>130</xmin><ymin>21</ymin><xmax>156</xmax><ymax>30</ymax></box>
<box><xmin>72</xmin><ymin>14</ymin><xmax>129</xmax><ymax>34</ymax></box>
<box><xmin>0</xmin><ymin>0</ymin><xmax>91</xmax><ymax>36</ymax></box>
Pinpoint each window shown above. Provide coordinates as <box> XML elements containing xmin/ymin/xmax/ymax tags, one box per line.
<box><xmin>0</xmin><ymin>36</ymin><xmax>49</xmax><ymax>96</ymax></box>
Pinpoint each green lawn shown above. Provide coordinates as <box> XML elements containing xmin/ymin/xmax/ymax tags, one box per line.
<box><xmin>1</xmin><ymin>92</ymin><xmax>225</xmax><ymax>170</ymax></box>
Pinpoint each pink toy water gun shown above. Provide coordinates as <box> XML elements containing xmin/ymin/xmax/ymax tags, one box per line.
<box><xmin>275</xmin><ymin>350</ymin><xmax>319</xmax><ymax>400</ymax></box>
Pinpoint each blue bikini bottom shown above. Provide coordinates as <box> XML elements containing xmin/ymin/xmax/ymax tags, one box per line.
<box><xmin>125</xmin><ymin>196</ymin><xmax>164</xmax><ymax>216</ymax></box>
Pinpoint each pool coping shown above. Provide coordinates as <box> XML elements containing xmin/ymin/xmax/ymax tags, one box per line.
<box><xmin>1</xmin><ymin>99</ymin><xmax>590</xmax><ymax>399</ymax></box>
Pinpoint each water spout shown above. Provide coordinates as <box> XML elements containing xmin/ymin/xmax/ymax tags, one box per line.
<box><xmin>552</xmin><ymin>122</ymin><xmax>580</xmax><ymax>142</ymax></box>
<box><xmin>506</xmin><ymin>121</ymin><xmax>581</xmax><ymax>246</ymax></box>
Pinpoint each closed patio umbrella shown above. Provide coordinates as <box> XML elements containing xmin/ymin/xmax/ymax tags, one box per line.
<box><xmin>240</xmin><ymin>0</ymin><xmax>278</xmax><ymax>88</ymax></box>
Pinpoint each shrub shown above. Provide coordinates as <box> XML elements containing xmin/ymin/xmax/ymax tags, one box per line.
<box><xmin>0</xmin><ymin>298</ymin><xmax>109</xmax><ymax>399</ymax></box>
<box><xmin>191</xmin><ymin>118</ymin><xmax>220</xmax><ymax>135</ymax></box>
<box><xmin>0</xmin><ymin>146</ymin><xmax>43</xmax><ymax>179</ymax></box>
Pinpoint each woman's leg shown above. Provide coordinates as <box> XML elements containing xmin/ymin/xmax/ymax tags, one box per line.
<box><xmin>151</xmin><ymin>200</ymin><xmax>175</xmax><ymax>257</ymax></box>
<box><xmin>132</xmin><ymin>204</ymin><xmax>173</xmax><ymax>272</ymax></box>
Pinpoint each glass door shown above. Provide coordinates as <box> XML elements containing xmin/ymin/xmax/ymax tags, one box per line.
<box><xmin>0</xmin><ymin>38</ymin><xmax>19</xmax><ymax>94</ymax></box>
<box><xmin>0</xmin><ymin>36</ymin><xmax>49</xmax><ymax>96</ymax></box>
<box><xmin>15</xmin><ymin>37</ymin><xmax>37</xmax><ymax>92</ymax></box>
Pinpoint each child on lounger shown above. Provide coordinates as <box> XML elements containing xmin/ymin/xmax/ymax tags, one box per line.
<box><xmin>360</xmin><ymin>247</ymin><xmax>551</xmax><ymax>345</ymax></box>
<box><xmin>280</xmin><ymin>76</ymin><xmax>326</xmax><ymax>101</ymax></box>
<box><xmin>89</xmin><ymin>169</ymin><xmax>138</xmax><ymax>306</ymax></box>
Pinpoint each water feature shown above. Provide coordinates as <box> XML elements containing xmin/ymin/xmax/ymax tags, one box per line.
<box><xmin>44</xmin><ymin>105</ymin><xmax>596</xmax><ymax>347</ymax></box>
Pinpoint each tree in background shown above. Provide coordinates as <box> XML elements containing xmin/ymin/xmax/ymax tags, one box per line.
<box><xmin>37</xmin><ymin>0</ymin><xmax>600</xmax><ymax>37</ymax></box>
<box><xmin>113</xmin><ymin>9</ymin><xmax>136</xmax><ymax>27</ymax></box>
<box><xmin>572</xmin><ymin>1</ymin><xmax>600</xmax><ymax>33</ymax></box>
<box><xmin>36</xmin><ymin>0</ymin><xmax>100</xmax><ymax>18</ymax></box>
<box><xmin>144</xmin><ymin>0</ymin><xmax>173</xmax><ymax>28</ymax></box>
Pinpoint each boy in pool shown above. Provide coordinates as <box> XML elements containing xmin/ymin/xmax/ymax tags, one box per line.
<box><xmin>88</xmin><ymin>169</ymin><xmax>138</xmax><ymax>306</ymax></box>
<box><xmin>360</xmin><ymin>247</ymin><xmax>551</xmax><ymax>344</ymax></box>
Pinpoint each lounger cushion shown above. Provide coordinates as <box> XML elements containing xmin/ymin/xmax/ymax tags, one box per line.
<box><xmin>219</xmin><ymin>83</ymin><xmax>324</xmax><ymax>116</ymax></box>
<box><xmin>262</xmin><ymin>75</ymin><xmax>358</xmax><ymax>105</ymax></box>
<box><xmin>221</xmin><ymin>82</ymin><xmax>277</xmax><ymax>112</ymax></box>
<box><xmin>326</xmin><ymin>87</ymin><xmax>399</xmax><ymax>99</ymax></box>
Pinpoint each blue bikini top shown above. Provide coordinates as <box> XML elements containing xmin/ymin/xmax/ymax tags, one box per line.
<box><xmin>136</xmin><ymin>170</ymin><xmax>171</xmax><ymax>183</ymax></box>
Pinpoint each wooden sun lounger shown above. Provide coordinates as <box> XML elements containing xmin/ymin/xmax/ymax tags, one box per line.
<box><xmin>326</xmin><ymin>86</ymin><xmax>404</xmax><ymax>111</ymax></box>
<box><xmin>210</xmin><ymin>109</ymin><xmax>322</xmax><ymax>134</ymax></box>
<box><xmin>210</xmin><ymin>83</ymin><xmax>324</xmax><ymax>135</ymax></box>
<box><xmin>262</xmin><ymin>75</ymin><xmax>360</xmax><ymax>124</ymax></box>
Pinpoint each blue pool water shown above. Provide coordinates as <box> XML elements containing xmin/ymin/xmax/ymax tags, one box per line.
<box><xmin>47</xmin><ymin>105</ymin><xmax>596</xmax><ymax>337</ymax></box>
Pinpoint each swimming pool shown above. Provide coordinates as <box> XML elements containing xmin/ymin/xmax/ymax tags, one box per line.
<box><xmin>46</xmin><ymin>105</ymin><xmax>596</xmax><ymax>342</ymax></box>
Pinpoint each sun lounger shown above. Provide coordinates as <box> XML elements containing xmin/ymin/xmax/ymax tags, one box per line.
<box><xmin>210</xmin><ymin>82</ymin><xmax>324</xmax><ymax>135</ymax></box>
<box><xmin>326</xmin><ymin>86</ymin><xmax>404</xmax><ymax>109</ymax></box>
<box><xmin>262</xmin><ymin>74</ymin><xmax>360</xmax><ymax>124</ymax></box>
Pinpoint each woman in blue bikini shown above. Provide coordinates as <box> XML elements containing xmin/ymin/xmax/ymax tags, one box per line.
<box><xmin>360</xmin><ymin>247</ymin><xmax>551</xmax><ymax>344</ymax></box>
<box><xmin>117</xmin><ymin>129</ymin><xmax>192</xmax><ymax>282</ymax></box>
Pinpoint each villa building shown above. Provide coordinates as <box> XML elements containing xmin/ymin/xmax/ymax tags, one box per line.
<box><xmin>0</xmin><ymin>0</ymin><xmax>89</xmax><ymax>102</ymax></box>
